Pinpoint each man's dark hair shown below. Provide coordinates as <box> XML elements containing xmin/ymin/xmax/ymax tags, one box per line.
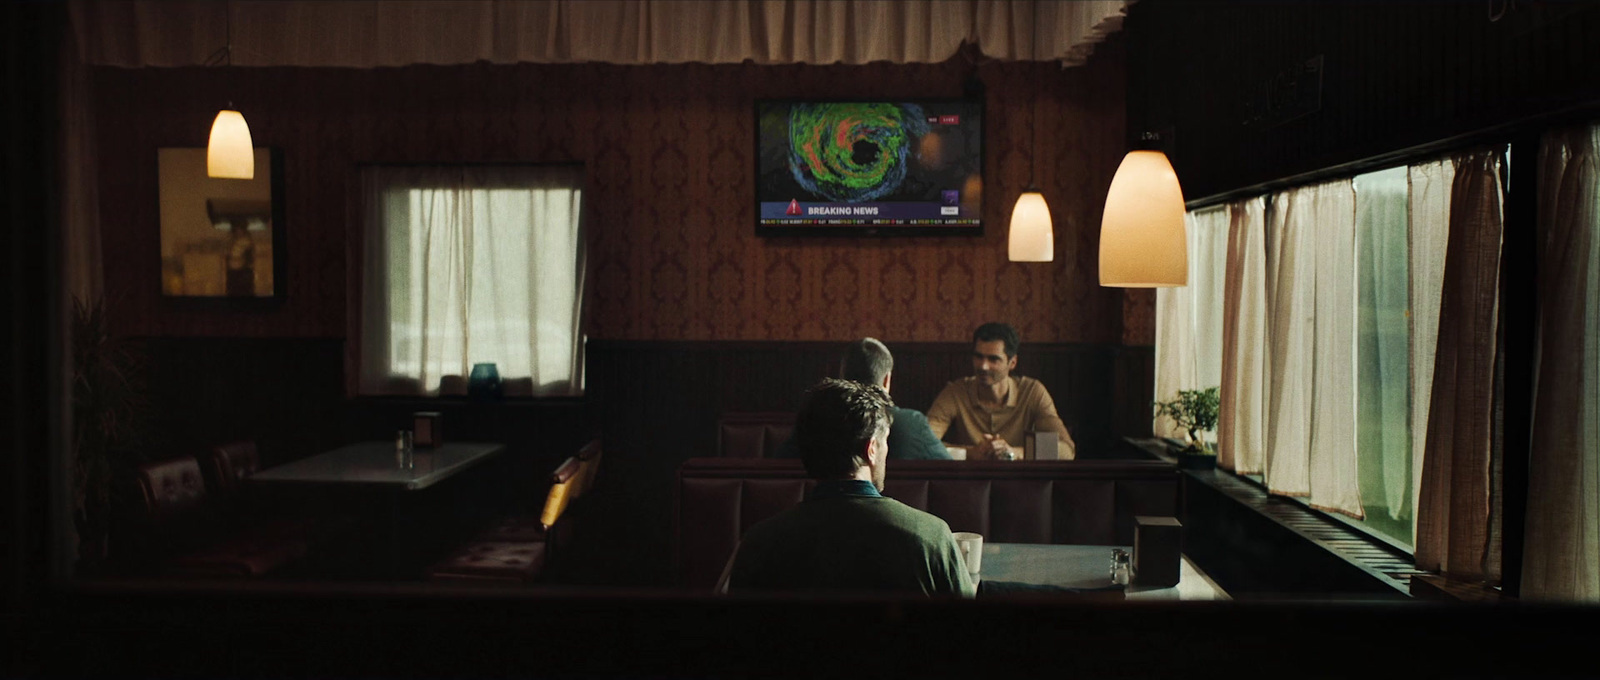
<box><xmin>840</xmin><ymin>338</ymin><xmax>894</xmax><ymax>386</ymax></box>
<box><xmin>973</xmin><ymin>322</ymin><xmax>1021</xmax><ymax>358</ymax></box>
<box><xmin>795</xmin><ymin>378</ymin><xmax>895</xmax><ymax>479</ymax></box>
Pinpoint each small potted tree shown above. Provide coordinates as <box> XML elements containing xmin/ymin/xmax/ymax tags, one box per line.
<box><xmin>1153</xmin><ymin>386</ymin><xmax>1220</xmax><ymax>470</ymax></box>
<box><xmin>71</xmin><ymin>297</ymin><xmax>148</xmax><ymax>573</ymax></box>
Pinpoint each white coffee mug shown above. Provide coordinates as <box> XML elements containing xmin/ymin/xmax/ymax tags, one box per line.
<box><xmin>952</xmin><ymin>531</ymin><xmax>983</xmax><ymax>575</ymax></box>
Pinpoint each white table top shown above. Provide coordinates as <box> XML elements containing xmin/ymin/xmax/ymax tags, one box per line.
<box><xmin>251</xmin><ymin>441</ymin><xmax>506</xmax><ymax>491</ymax></box>
<box><xmin>976</xmin><ymin>543</ymin><xmax>1229</xmax><ymax>601</ymax></box>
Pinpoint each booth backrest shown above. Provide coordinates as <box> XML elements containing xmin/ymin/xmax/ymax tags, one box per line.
<box><xmin>201</xmin><ymin>441</ymin><xmax>260</xmax><ymax>499</ymax></box>
<box><xmin>717</xmin><ymin>413</ymin><xmax>795</xmax><ymax>458</ymax></box>
<box><xmin>675</xmin><ymin>458</ymin><xmax>1182</xmax><ymax>590</ymax></box>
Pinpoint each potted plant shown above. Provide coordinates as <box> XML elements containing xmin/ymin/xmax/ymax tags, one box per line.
<box><xmin>1153</xmin><ymin>386</ymin><xmax>1220</xmax><ymax>470</ymax></box>
<box><xmin>71</xmin><ymin>296</ymin><xmax>147</xmax><ymax>573</ymax></box>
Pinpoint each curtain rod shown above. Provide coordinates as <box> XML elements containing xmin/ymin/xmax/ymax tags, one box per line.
<box><xmin>1185</xmin><ymin>100</ymin><xmax>1600</xmax><ymax>210</ymax></box>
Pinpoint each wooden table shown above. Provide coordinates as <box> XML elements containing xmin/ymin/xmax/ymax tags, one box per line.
<box><xmin>977</xmin><ymin>543</ymin><xmax>1229</xmax><ymax>601</ymax></box>
<box><xmin>251</xmin><ymin>441</ymin><xmax>508</xmax><ymax>579</ymax></box>
<box><xmin>252</xmin><ymin>441</ymin><xmax>505</xmax><ymax>491</ymax></box>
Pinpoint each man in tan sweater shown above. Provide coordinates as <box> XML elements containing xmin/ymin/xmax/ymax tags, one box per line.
<box><xmin>927</xmin><ymin>322</ymin><xmax>1076</xmax><ymax>460</ymax></box>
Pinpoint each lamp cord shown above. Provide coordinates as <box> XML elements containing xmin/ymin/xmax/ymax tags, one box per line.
<box><xmin>1028</xmin><ymin>2</ymin><xmax>1040</xmax><ymax>189</ymax></box>
<box><xmin>202</xmin><ymin>2</ymin><xmax>236</xmax><ymax>107</ymax></box>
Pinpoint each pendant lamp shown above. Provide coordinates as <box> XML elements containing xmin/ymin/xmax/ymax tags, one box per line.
<box><xmin>1007</xmin><ymin>75</ymin><xmax>1052</xmax><ymax>262</ymax></box>
<box><xmin>1099</xmin><ymin>135</ymin><xmax>1186</xmax><ymax>287</ymax></box>
<box><xmin>1008</xmin><ymin>189</ymin><xmax>1053</xmax><ymax>261</ymax></box>
<box><xmin>205</xmin><ymin>4</ymin><xmax>254</xmax><ymax>179</ymax></box>
<box><xmin>207</xmin><ymin>109</ymin><xmax>254</xmax><ymax>179</ymax></box>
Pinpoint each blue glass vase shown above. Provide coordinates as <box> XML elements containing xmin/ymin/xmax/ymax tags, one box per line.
<box><xmin>467</xmin><ymin>363</ymin><xmax>502</xmax><ymax>401</ymax></box>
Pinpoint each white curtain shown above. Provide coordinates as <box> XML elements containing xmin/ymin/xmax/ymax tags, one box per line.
<box><xmin>1153</xmin><ymin>206</ymin><xmax>1227</xmax><ymax>442</ymax></box>
<box><xmin>1152</xmin><ymin>269</ymin><xmax>1194</xmax><ymax>440</ymax></box>
<box><xmin>1218</xmin><ymin>197</ymin><xmax>1267</xmax><ymax>474</ymax></box>
<box><xmin>1407</xmin><ymin>159</ymin><xmax>1454</xmax><ymax>532</ymax></box>
<box><xmin>70</xmin><ymin>0</ymin><xmax>1130</xmax><ymax>67</ymax></box>
<box><xmin>60</xmin><ymin>24</ymin><xmax>100</xmax><ymax>306</ymax></box>
<box><xmin>1261</xmin><ymin>179</ymin><xmax>1363</xmax><ymax>517</ymax></box>
<box><xmin>1522</xmin><ymin>123</ymin><xmax>1600</xmax><ymax>601</ymax></box>
<box><xmin>359</xmin><ymin>165</ymin><xmax>586</xmax><ymax>397</ymax></box>
<box><xmin>1415</xmin><ymin>148</ymin><xmax>1505</xmax><ymax>582</ymax></box>
<box><xmin>1307</xmin><ymin>180</ymin><xmax>1363</xmax><ymax>517</ymax></box>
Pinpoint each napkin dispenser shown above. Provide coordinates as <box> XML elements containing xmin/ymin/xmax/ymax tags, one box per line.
<box><xmin>1025</xmin><ymin>431</ymin><xmax>1059</xmax><ymax>460</ymax></box>
<box><xmin>1132</xmin><ymin>515</ymin><xmax>1182</xmax><ymax>587</ymax></box>
<box><xmin>413</xmin><ymin>411</ymin><xmax>443</xmax><ymax>448</ymax></box>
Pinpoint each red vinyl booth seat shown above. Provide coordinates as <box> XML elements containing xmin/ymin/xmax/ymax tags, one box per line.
<box><xmin>130</xmin><ymin>456</ymin><xmax>307</xmax><ymax>577</ymax></box>
<box><xmin>717</xmin><ymin>413</ymin><xmax>795</xmax><ymax>459</ymax></box>
<box><xmin>674</xmin><ymin>458</ymin><xmax>1181</xmax><ymax>590</ymax></box>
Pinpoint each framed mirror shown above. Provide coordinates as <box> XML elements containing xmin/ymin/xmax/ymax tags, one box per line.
<box><xmin>157</xmin><ymin>147</ymin><xmax>285</xmax><ymax>301</ymax></box>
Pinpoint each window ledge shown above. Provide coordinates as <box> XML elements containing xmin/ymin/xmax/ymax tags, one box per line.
<box><xmin>1126</xmin><ymin>438</ymin><xmax>1429</xmax><ymax>597</ymax></box>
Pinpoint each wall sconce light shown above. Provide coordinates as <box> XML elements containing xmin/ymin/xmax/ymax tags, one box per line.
<box><xmin>205</xmin><ymin>4</ymin><xmax>253</xmax><ymax>179</ymax></box>
<box><xmin>1099</xmin><ymin>133</ymin><xmax>1186</xmax><ymax>287</ymax></box>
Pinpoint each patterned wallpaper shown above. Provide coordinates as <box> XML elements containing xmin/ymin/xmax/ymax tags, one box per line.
<box><xmin>93</xmin><ymin>42</ymin><xmax>1142</xmax><ymax>345</ymax></box>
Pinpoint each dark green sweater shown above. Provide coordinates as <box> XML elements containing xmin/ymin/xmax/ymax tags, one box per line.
<box><xmin>728</xmin><ymin>480</ymin><xmax>976</xmax><ymax>597</ymax></box>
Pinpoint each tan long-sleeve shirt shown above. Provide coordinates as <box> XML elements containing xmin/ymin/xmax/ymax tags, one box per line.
<box><xmin>926</xmin><ymin>376</ymin><xmax>1076</xmax><ymax>460</ymax></box>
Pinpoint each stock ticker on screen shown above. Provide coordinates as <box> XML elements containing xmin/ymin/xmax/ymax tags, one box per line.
<box><xmin>756</xmin><ymin>101</ymin><xmax>983</xmax><ymax>233</ymax></box>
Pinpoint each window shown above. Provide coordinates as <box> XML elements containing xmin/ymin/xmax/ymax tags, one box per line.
<box><xmin>1353</xmin><ymin>166</ymin><xmax>1418</xmax><ymax>546</ymax></box>
<box><xmin>1163</xmin><ymin>152</ymin><xmax>1496</xmax><ymax>550</ymax></box>
<box><xmin>358</xmin><ymin>165</ymin><xmax>586</xmax><ymax>396</ymax></box>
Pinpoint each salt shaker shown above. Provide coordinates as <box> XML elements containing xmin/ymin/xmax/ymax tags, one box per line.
<box><xmin>1111</xmin><ymin>549</ymin><xmax>1131</xmax><ymax>586</ymax></box>
<box><xmin>396</xmin><ymin>430</ymin><xmax>415</xmax><ymax>470</ymax></box>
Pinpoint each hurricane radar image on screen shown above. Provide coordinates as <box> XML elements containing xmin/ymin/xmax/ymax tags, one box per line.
<box><xmin>755</xmin><ymin>100</ymin><xmax>983</xmax><ymax>236</ymax></box>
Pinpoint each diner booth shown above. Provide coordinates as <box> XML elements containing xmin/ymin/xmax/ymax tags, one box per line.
<box><xmin>5</xmin><ymin>0</ymin><xmax>1600</xmax><ymax>676</ymax></box>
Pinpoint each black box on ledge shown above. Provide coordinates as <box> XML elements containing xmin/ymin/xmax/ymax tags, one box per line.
<box><xmin>1132</xmin><ymin>515</ymin><xmax>1182</xmax><ymax>587</ymax></box>
<box><xmin>413</xmin><ymin>411</ymin><xmax>443</xmax><ymax>448</ymax></box>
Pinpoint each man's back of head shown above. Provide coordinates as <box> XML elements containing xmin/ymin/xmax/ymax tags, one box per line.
<box><xmin>840</xmin><ymin>337</ymin><xmax>894</xmax><ymax>388</ymax></box>
<box><xmin>973</xmin><ymin>322</ymin><xmax>1020</xmax><ymax>358</ymax></box>
<box><xmin>795</xmin><ymin>378</ymin><xmax>895</xmax><ymax>480</ymax></box>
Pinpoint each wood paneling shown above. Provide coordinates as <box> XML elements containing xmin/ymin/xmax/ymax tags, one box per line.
<box><xmin>136</xmin><ymin>338</ymin><xmax>348</xmax><ymax>466</ymax></box>
<box><xmin>90</xmin><ymin>40</ymin><xmax>1133</xmax><ymax>345</ymax></box>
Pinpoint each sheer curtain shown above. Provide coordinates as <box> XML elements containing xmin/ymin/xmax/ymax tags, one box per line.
<box><xmin>70</xmin><ymin>0</ymin><xmax>1130</xmax><ymax>67</ymax></box>
<box><xmin>1153</xmin><ymin>206</ymin><xmax>1227</xmax><ymax>442</ymax></box>
<box><xmin>1261</xmin><ymin>179</ymin><xmax>1363</xmax><ymax>516</ymax></box>
<box><xmin>1218</xmin><ymin>198</ymin><xmax>1267</xmax><ymax>474</ymax></box>
<box><xmin>1407</xmin><ymin>159</ymin><xmax>1455</xmax><ymax>531</ymax></box>
<box><xmin>1415</xmin><ymin>148</ymin><xmax>1506</xmax><ymax>582</ymax></box>
<box><xmin>1522</xmin><ymin>123</ymin><xmax>1600</xmax><ymax>601</ymax></box>
<box><xmin>359</xmin><ymin>165</ymin><xmax>586</xmax><ymax>397</ymax></box>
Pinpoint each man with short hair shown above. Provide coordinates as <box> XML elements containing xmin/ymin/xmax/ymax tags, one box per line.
<box><xmin>927</xmin><ymin>322</ymin><xmax>1076</xmax><ymax>460</ymax></box>
<box><xmin>776</xmin><ymin>338</ymin><xmax>952</xmax><ymax>460</ymax></box>
<box><xmin>727</xmin><ymin>379</ymin><xmax>976</xmax><ymax>596</ymax></box>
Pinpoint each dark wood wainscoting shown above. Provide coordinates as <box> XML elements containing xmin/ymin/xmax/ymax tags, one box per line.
<box><xmin>137</xmin><ymin>337</ymin><xmax>348</xmax><ymax>468</ymax></box>
<box><xmin>582</xmin><ymin>339</ymin><xmax>1154</xmax><ymax>586</ymax></box>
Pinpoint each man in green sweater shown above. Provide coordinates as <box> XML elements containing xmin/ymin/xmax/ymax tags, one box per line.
<box><xmin>727</xmin><ymin>378</ymin><xmax>976</xmax><ymax>597</ymax></box>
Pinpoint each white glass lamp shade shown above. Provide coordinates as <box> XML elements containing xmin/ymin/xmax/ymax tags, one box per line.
<box><xmin>1099</xmin><ymin>150</ymin><xmax>1187</xmax><ymax>287</ymax></box>
<box><xmin>207</xmin><ymin>110</ymin><xmax>255</xmax><ymax>179</ymax></box>
<box><xmin>1007</xmin><ymin>190</ymin><xmax>1054</xmax><ymax>262</ymax></box>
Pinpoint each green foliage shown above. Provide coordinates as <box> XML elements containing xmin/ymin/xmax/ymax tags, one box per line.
<box><xmin>71</xmin><ymin>296</ymin><xmax>148</xmax><ymax>566</ymax></box>
<box><xmin>1153</xmin><ymin>386</ymin><xmax>1220</xmax><ymax>455</ymax></box>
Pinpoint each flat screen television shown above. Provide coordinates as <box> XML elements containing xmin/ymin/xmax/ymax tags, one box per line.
<box><xmin>756</xmin><ymin>99</ymin><xmax>983</xmax><ymax>237</ymax></box>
